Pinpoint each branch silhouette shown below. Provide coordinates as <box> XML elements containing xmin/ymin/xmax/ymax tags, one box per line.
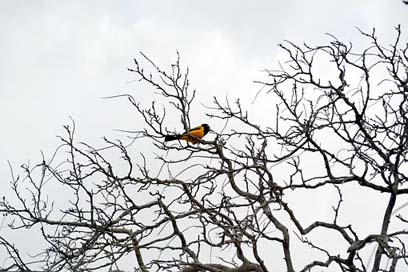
<box><xmin>1</xmin><ymin>26</ymin><xmax>408</xmax><ymax>271</ymax></box>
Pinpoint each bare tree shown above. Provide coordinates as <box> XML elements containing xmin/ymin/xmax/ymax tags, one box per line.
<box><xmin>1</xmin><ymin>26</ymin><xmax>408</xmax><ymax>272</ymax></box>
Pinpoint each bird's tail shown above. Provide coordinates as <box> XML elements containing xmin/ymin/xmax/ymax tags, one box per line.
<box><xmin>164</xmin><ymin>135</ymin><xmax>181</xmax><ymax>142</ymax></box>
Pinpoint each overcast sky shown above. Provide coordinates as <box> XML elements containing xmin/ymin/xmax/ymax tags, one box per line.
<box><xmin>1</xmin><ymin>1</ymin><xmax>407</xmax><ymax>270</ymax></box>
<box><xmin>1</xmin><ymin>1</ymin><xmax>406</xmax><ymax>165</ymax></box>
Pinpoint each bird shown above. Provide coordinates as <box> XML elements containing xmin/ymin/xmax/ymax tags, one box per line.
<box><xmin>164</xmin><ymin>124</ymin><xmax>210</xmax><ymax>144</ymax></box>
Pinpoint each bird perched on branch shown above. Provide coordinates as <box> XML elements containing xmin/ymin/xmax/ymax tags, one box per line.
<box><xmin>164</xmin><ymin>124</ymin><xmax>210</xmax><ymax>144</ymax></box>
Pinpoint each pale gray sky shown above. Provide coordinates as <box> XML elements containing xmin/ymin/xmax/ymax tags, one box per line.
<box><xmin>1</xmin><ymin>1</ymin><xmax>406</xmax><ymax>165</ymax></box>
<box><xmin>0</xmin><ymin>1</ymin><xmax>407</xmax><ymax>270</ymax></box>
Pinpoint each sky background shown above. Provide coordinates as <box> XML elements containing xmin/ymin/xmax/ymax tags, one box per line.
<box><xmin>1</xmin><ymin>0</ymin><xmax>407</xmax><ymax>166</ymax></box>
<box><xmin>1</xmin><ymin>0</ymin><xmax>408</xmax><ymax>270</ymax></box>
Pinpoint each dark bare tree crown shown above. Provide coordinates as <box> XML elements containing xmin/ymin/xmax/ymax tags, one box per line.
<box><xmin>1</xmin><ymin>26</ymin><xmax>408</xmax><ymax>271</ymax></box>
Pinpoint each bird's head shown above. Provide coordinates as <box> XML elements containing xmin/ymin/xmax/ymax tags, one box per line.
<box><xmin>202</xmin><ymin>124</ymin><xmax>210</xmax><ymax>135</ymax></box>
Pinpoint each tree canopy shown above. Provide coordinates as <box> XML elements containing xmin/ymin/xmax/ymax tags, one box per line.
<box><xmin>1</xmin><ymin>26</ymin><xmax>408</xmax><ymax>272</ymax></box>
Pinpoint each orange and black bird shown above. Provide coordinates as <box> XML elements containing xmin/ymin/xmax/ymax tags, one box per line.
<box><xmin>164</xmin><ymin>124</ymin><xmax>210</xmax><ymax>144</ymax></box>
